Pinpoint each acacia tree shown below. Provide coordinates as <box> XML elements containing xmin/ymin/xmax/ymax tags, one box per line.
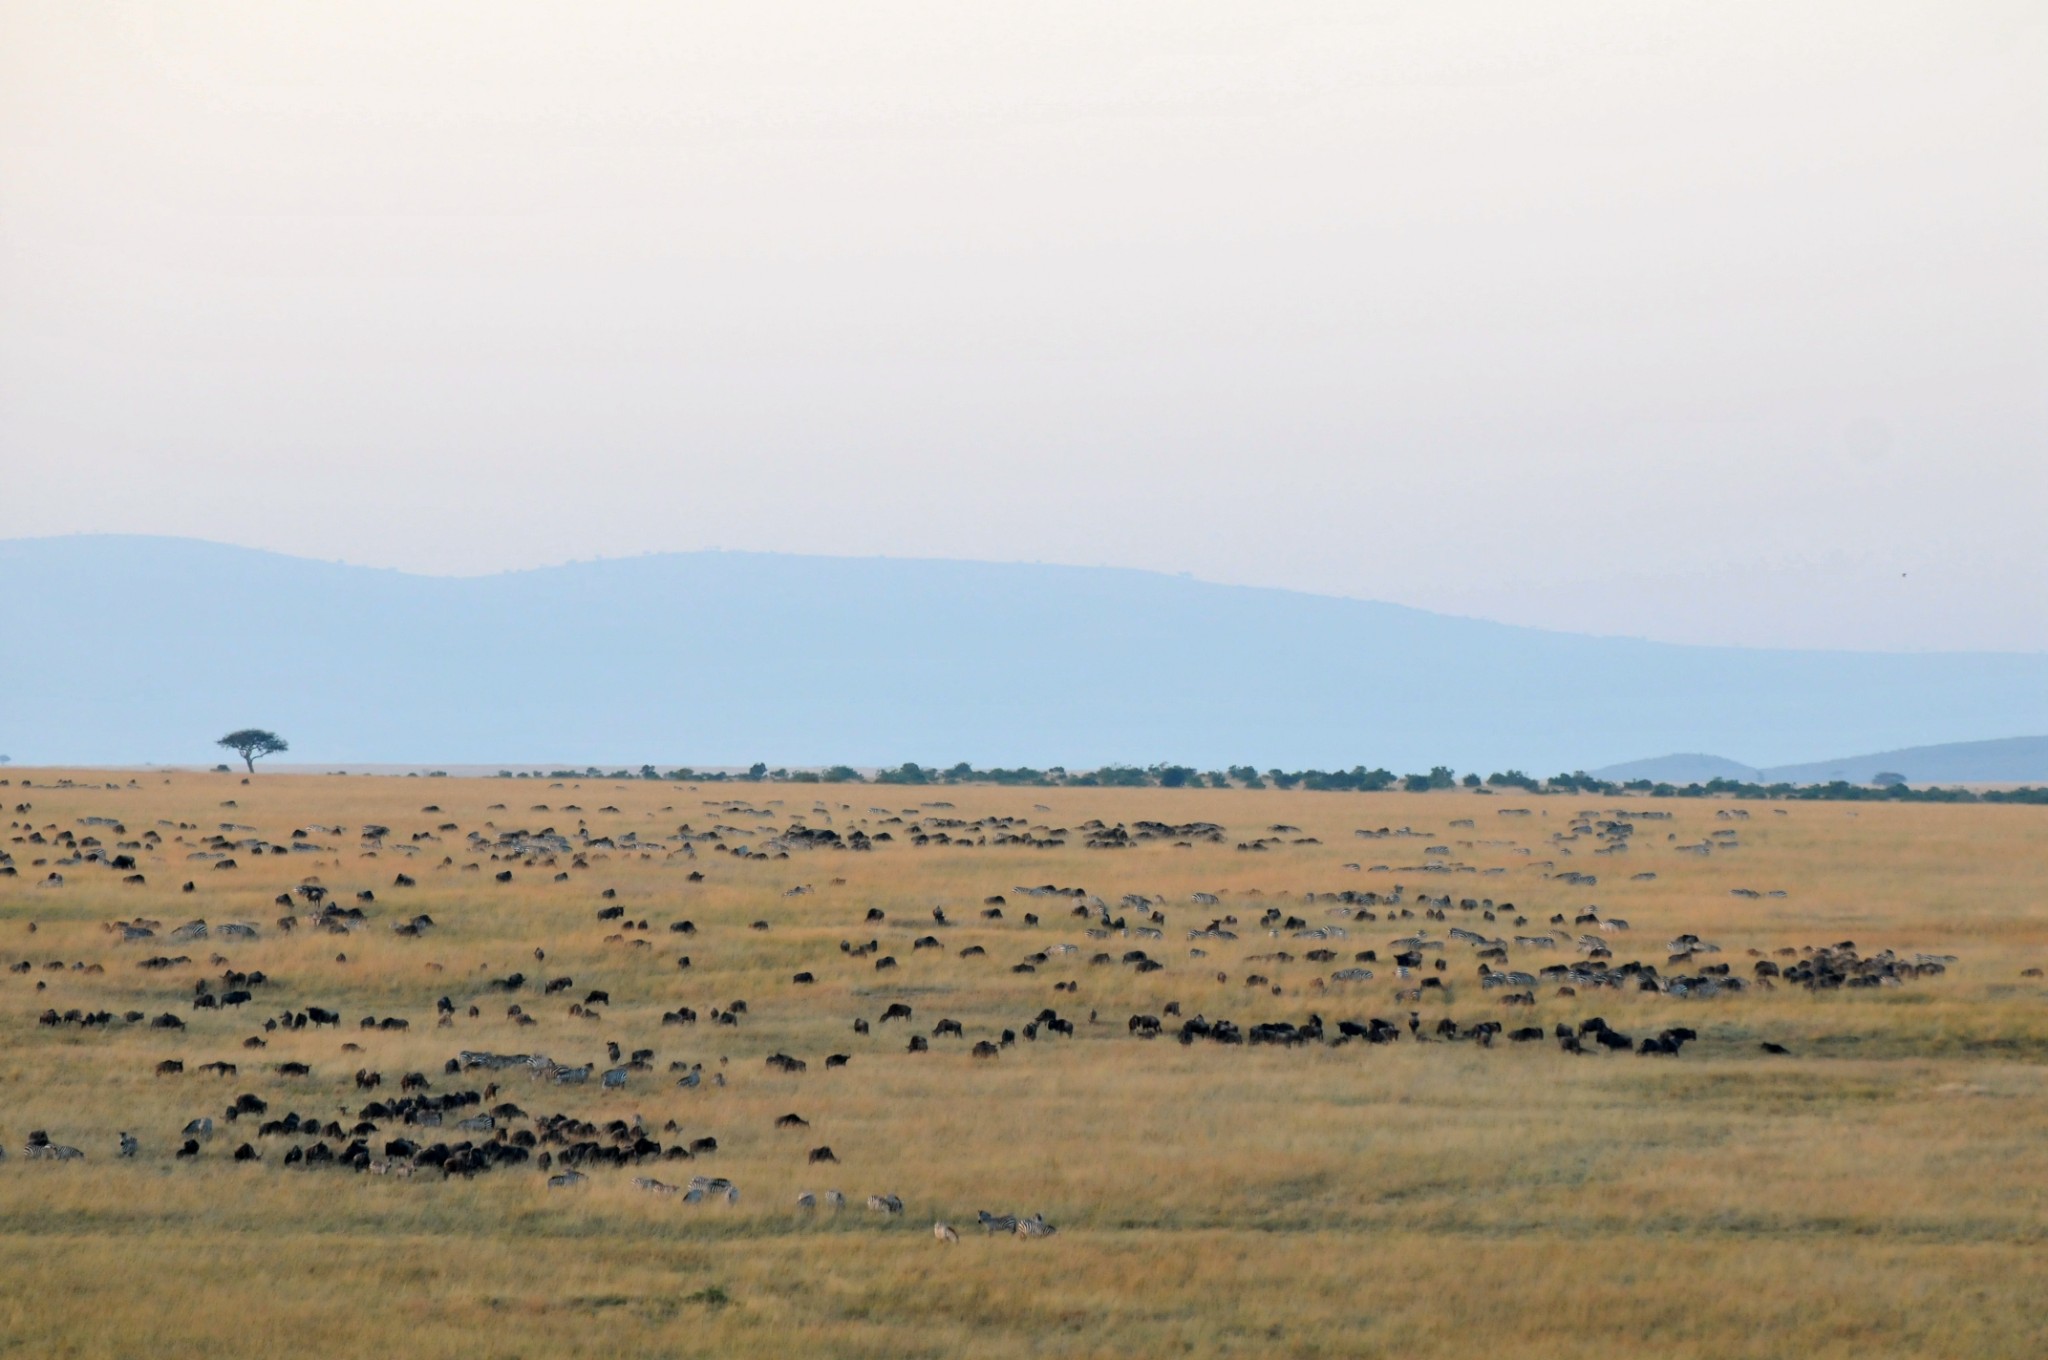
<box><xmin>217</xmin><ymin>728</ymin><xmax>288</xmax><ymax>773</ymax></box>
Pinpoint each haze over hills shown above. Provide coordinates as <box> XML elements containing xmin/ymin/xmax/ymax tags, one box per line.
<box><xmin>1595</xmin><ymin>737</ymin><xmax>2048</xmax><ymax>787</ymax></box>
<box><xmin>5</xmin><ymin>535</ymin><xmax>2048</xmax><ymax>774</ymax></box>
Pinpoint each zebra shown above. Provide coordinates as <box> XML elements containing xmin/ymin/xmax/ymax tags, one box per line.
<box><xmin>795</xmin><ymin>1191</ymin><xmax>817</xmax><ymax>1210</ymax></box>
<box><xmin>867</xmin><ymin>1194</ymin><xmax>904</xmax><ymax>1214</ymax></box>
<box><xmin>823</xmin><ymin>1189</ymin><xmax>846</xmax><ymax>1210</ymax></box>
<box><xmin>118</xmin><ymin>1132</ymin><xmax>138</xmax><ymax>1158</ymax></box>
<box><xmin>977</xmin><ymin>1210</ymin><xmax>1018</xmax><ymax>1235</ymax></box>
<box><xmin>601</xmin><ymin>1066</ymin><xmax>629</xmax><ymax>1090</ymax></box>
<box><xmin>547</xmin><ymin>1171</ymin><xmax>587</xmax><ymax>1189</ymax></box>
<box><xmin>632</xmin><ymin>1176</ymin><xmax>678</xmax><ymax>1195</ymax></box>
<box><xmin>183</xmin><ymin>1117</ymin><xmax>215</xmax><ymax>1140</ymax></box>
<box><xmin>1015</xmin><ymin>1214</ymin><xmax>1056</xmax><ymax>1238</ymax></box>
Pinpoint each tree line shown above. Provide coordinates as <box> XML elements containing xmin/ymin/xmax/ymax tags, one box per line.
<box><xmin>484</xmin><ymin>760</ymin><xmax>2048</xmax><ymax>805</ymax></box>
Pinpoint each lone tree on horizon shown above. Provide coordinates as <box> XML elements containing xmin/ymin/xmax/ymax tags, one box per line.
<box><xmin>217</xmin><ymin>729</ymin><xmax>288</xmax><ymax>773</ymax></box>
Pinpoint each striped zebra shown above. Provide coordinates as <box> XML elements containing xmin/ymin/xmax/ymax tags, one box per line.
<box><xmin>1015</xmin><ymin>1214</ymin><xmax>1056</xmax><ymax>1238</ymax></box>
<box><xmin>977</xmin><ymin>1210</ymin><xmax>1018</xmax><ymax>1235</ymax></box>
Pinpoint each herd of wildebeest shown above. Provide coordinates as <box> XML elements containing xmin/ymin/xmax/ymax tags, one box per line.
<box><xmin>0</xmin><ymin>784</ymin><xmax>1984</xmax><ymax>1241</ymax></box>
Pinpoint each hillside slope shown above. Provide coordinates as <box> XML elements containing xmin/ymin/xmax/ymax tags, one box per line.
<box><xmin>4</xmin><ymin>535</ymin><xmax>2046</xmax><ymax>770</ymax></box>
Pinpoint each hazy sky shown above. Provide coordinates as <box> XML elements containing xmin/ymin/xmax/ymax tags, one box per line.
<box><xmin>3</xmin><ymin>3</ymin><xmax>2042</xmax><ymax>651</ymax></box>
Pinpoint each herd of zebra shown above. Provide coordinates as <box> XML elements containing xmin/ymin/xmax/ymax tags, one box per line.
<box><xmin>0</xmin><ymin>790</ymin><xmax>1975</xmax><ymax>1254</ymax></box>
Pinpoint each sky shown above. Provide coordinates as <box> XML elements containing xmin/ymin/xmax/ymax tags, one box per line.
<box><xmin>2</xmin><ymin>2</ymin><xmax>2043</xmax><ymax>652</ymax></box>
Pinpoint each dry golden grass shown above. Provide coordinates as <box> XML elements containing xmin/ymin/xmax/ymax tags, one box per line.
<box><xmin>1</xmin><ymin>771</ymin><xmax>2045</xmax><ymax>1358</ymax></box>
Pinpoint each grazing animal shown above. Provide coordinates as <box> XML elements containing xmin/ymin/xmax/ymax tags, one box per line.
<box><xmin>808</xmin><ymin>1146</ymin><xmax>838</xmax><ymax>1163</ymax></box>
<box><xmin>933</xmin><ymin>1222</ymin><xmax>960</xmax><ymax>1244</ymax></box>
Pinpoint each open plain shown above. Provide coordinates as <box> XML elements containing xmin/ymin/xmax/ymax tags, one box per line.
<box><xmin>0</xmin><ymin>771</ymin><xmax>2044</xmax><ymax>1359</ymax></box>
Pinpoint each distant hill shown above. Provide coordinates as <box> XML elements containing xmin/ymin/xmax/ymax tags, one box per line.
<box><xmin>5</xmin><ymin>535</ymin><xmax>2048</xmax><ymax>771</ymax></box>
<box><xmin>1588</xmin><ymin>754</ymin><xmax>1765</xmax><ymax>784</ymax></box>
<box><xmin>1594</xmin><ymin>737</ymin><xmax>2048</xmax><ymax>786</ymax></box>
<box><xmin>1760</xmin><ymin>736</ymin><xmax>2048</xmax><ymax>785</ymax></box>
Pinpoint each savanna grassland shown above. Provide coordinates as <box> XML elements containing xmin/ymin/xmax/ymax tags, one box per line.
<box><xmin>1</xmin><ymin>771</ymin><xmax>2045</xmax><ymax>1359</ymax></box>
